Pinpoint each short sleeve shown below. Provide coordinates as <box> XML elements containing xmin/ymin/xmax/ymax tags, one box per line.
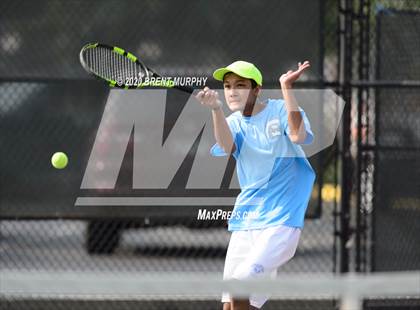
<box><xmin>280</xmin><ymin>102</ymin><xmax>314</xmax><ymax>145</ymax></box>
<box><xmin>210</xmin><ymin>115</ymin><xmax>240</xmax><ymax>157</ymax></box>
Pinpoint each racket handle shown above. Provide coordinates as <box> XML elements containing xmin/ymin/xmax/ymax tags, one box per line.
<box><xmin>174</xmin><ymin>85</ymin><xmax>194</xmax><ymax>94</ymax></box>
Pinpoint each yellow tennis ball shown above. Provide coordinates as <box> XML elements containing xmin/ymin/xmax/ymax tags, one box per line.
<box><xmin>51</xmin><ymin>152</ymin><xmax>68</xmax><ymax>169</ymax></box>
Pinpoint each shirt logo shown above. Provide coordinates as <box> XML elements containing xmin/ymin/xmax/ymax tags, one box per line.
<box><xmin>251</xmin><ymin>263</ymin><xmax>265</xmax><ymax>274</ymax></box>
<box><xmin>266</xmin><ymin>119</ymin><xmax>281</xmax><ymax>139</ymax></box>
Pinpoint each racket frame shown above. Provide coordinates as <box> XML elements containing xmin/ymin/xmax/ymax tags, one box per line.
<box><xmin>80</xmin><ymin>42</ymin><xmax>192</xmax><ymax>93</ymax></box>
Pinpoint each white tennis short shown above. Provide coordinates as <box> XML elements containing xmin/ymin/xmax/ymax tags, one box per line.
<box><xmin>221</xmin><ymin>224</ymin><xmax>301</xmax><ymax>309</ymax></box>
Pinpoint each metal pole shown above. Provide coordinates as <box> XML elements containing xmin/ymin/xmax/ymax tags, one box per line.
<box><xmin>339</xmin><ymin>0</ymin><xmax>354</xmax><ymax>273</ymax></box>
<box><xmin>356</xmin><ymin>0</ymin><xmax>371</xmax><ymax>273</ymax></box>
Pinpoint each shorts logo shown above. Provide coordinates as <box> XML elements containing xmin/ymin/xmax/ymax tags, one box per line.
<box><xmin>251</xmin><ymin>263</ymin><xmax>264</xmax><ymax>274</ymax></box>
<box><xmin>266</xmin><ymin>119</ymin><xmax>281</xmax><ymax>139</ymax></box>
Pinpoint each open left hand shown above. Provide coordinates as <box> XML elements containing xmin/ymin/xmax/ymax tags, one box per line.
<box><xmin>279</xmin><ymin>61</ymin><xmax>310</xmax><ymax>88</ymax></box>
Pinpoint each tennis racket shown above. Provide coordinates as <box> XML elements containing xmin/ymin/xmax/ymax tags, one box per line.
<box><xmin>79</xmin><ymin>42</ymin><xmax>194</xmax><ymax>94</ymax></box>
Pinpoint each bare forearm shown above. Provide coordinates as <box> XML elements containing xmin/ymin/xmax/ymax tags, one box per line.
<box><xmin>195</xmin><ymin>87</ymin><xmax>235</xmax><ymax>153</ymax></box>
<box><xmin>281</xmin><ymin>84</ymin><xmax>307</xmax><ymax>143</ymax></box>
<box><xmin>212</xmin><ymin>108</ymin><xmax>236</xmax><ymax>153</ymax></box>
<box><xmin>278</xmin><ymin>60</ymin><xmax>310</xmax><ymax>143</ymax></box>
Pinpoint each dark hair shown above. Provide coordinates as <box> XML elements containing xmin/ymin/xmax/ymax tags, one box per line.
<box><xmin>223</xmin><ymin>74</ymin><xmax>258</xmax><ymax>89</ymax></box>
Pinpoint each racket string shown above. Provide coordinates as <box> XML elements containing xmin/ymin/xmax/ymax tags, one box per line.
<box><xmin>106</xmin><ymin>49</ymin><xmax>110</xmax><ymax>80</ymax></box>
<box><xmin>83</xmin><ymin>46</ymin><xmax>150</xmax><ymax>86</ymax></box>
<box><xmin>100</xmin><ymin>48</ymin><xmax>104</xmax><ymax>78</ymax></box>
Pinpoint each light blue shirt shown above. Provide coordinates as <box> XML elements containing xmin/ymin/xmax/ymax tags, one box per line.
<box><xmin>211</xmin><ymin>99</ymin><xmax>316</xmax><ymax>231</ymax></box>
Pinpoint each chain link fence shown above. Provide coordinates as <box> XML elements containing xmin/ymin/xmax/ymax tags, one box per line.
<box><xmin>0</xmin><ymin>0</ymin><xmax>331</xmax><ymax>260</ymax></box>
<box><xmin>0</xmin><ymin>0</ymin><xmax>323</xmax><ymax>81</ymax></box>
<box><xmin>1</xmin><ymin>0</ymin><xmax>419</xmax><ymax>309</ymax></box>
<box><xmin>371</xmin><ymin>3</ymin><xmax>420</xmax><ymax>271</ymax></box>
<box><xmin>1</xmin><ymin>2</ymin><xmax>336</xmax><ymax>309</ymax></box>
<box><xmin>334</xmin><ymin>0</ymin><xmax>420</xmax><ymax>275</ymax></box>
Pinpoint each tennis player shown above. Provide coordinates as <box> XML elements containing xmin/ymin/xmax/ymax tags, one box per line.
<box><xmin>196</xmin><ymin>60</ymin><xmax>316</xmax><ymax>309</ymax></box>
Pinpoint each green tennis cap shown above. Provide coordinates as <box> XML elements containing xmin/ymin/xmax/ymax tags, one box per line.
<box><xmin>213</xmin><ymin>60</ymin><xmax>263</xmax><ymax>86</ymax></box>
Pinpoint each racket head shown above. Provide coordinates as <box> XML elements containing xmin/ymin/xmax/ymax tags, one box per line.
<box><xmin>80</xmin><ymin>43</ymin><xmax>158</xmax><ymax>89</ymax></box>
<box><xmin>80</xmin><ymin>42</ymin><xmax>194</xmax><ymax>93</ymax></box>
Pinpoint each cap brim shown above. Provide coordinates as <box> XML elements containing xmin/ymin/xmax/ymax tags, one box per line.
<box><xmin>212</xmin><ymin>68</ymin><xmax>231</xmax><ymax>82</ymax></box>
<box><xmin>213</xmin><ymin>67</ymin><xmax>262</xmax><ymax>86</ymax></box>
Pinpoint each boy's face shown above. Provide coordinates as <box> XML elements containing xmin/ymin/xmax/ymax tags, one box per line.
<box><xmin>223</xmin><ymin>73</ymin><xmax>260</xmax><ymax>112</ymax></box>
